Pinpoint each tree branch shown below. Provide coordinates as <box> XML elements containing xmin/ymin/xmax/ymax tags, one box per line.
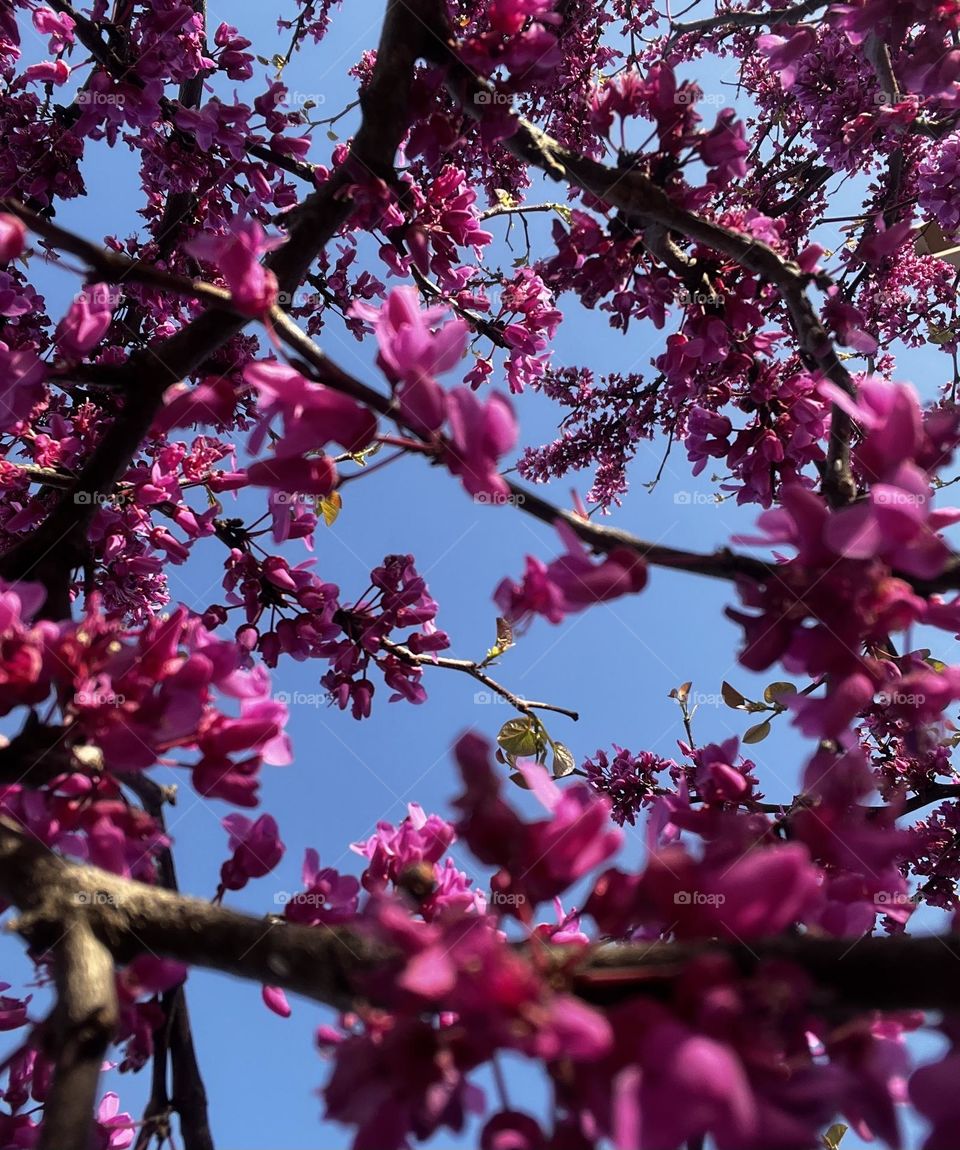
<box><xmin>36</xmin><ymin>919</ymin><xmax>119</xmax><ymax>1150</ymax></box>
<box><xmin>381</xmin><ymin>639</ymin><xmax>580</xmax><ymax>721</ymax></box>
<box><xmin>4</xmin><ymin>817</ymin><xmax>960</xmax><ymax>1023</ymax></box>
<box><xmin>669</xmin><ymin>0</ymin><xmax>827</xmax><ymax>40</ymax></box>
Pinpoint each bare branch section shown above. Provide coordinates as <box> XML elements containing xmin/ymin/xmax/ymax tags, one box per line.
<box><xmin>3</xmin><ymin>818</ymin><xmax>960</xmax><ymax>1023</ymax></box>
<box><xmin>381</xmin><ymin>639</ymin><xmax>580</xmax><ymax>721</ymax></box>
<box><xmin>35</xmin><ymin>920</ymin><xmax>119</xmax><ymax>1150</ymax></box>
<box><xmin>670</xmin><ymin>0</ymin><xmax>827</xmax><ymax>40</ymax></box>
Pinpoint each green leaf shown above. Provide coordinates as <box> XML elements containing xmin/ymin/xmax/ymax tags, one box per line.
<box><xmin>764</xmin><ymin>681</ymin><xmax>796</xmax><ymax>704</ymax></box>
<box><xmin>552</xmin><ymin>743</ymin><xmax>577</xmax><ymax>778</ymax></box>
<box><xmin>743</xmin><ymin>720</ymin><xmax>771</xmax><ymax>744</ymax></box>
<box><xmin>497</xmin><ymin>717</ymin><xmax>539</xmax><ymax>758</ymax></box>
<box><xmin>721</xmin><ymin>681</ymin><xmax>748</xmax><ymax>709</ymax></box>
<box><xmin>821</xmin><ymin>1123</ymin><xmax>848</xmax><ymax>1150</ymax></box>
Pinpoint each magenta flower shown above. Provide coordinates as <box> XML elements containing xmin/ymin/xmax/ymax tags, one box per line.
<box><xmin>187</xmin><ymin>219</ymin><xmax>281</xmax><ymax>317</ymax></box>
<box><xmin>453</xmin><ymin>733</ymin><xmax>621</xmax><ymax>913</ymax></box>
<box><xmin>443</xmin><ymin>388</ymin><xmax>517</xmax><ymax>498</ymax></box>
<box><xmin>699</xmin><ymin>110</ymin><xmax>748</xmax><ymax>185</ymax></box>
<box><xmin>245</xmin><ymin>361</ymin><xmax>377</xmax><ymax>456</ymax></box>
<box><xmin>910</xmin><ymin>1050</ymin><xmax>960</xmax><ymax>1149</ymax></box>
<box><xmin>495</xmin><ymin>521</ymin><xmax>648</xmax><ymax>626</ymax></box>
<box><xmin>351</xmin><ymin>287</ymin><xmax>468</xmax><ymax>432</ymax></box>
<box><xmin>819</xmin><ymin>376</ymin><xmax>924</xmax><ymax>485</ymax></box>
<box><xmin>219</xmin><ymin>812</ymin><xmax>285</xmax><ymax>891</ymax></box>
<box><xmin>32</xmin><ymin>6</ymin><xmax>75</xmax><ymax>51</ymax></box>
<box><xmin>92</xmin><ymin>1094</ymin><xmax>135</xmax><ymax>1150</ymax></box>
<box><xmin>284</xmin><ymin>849</ymin><xmax>360</xmax><ymax>925</ymax></box>
<box><xmin>757</xmin><ymin>27</ymin><xmax>817</xmax><ymax>88</ymax></box>
<box><xmin>261</xmin><ymin>985</ymin><xmax>292</xmax><ymax>1018</ymax></box>
<box><xmin>54</xmin><ymin>284</ymin><xmax>117</xmax><ymax>360</ymax></box>
<box><xmin>352</xmin><ymin>803</ymin><xmax>456</xmax><ymax>891</ymax></box>
<box><xmin>612</xmin><ymin>1004</ymin><xmax>757</xmax><ymax>1150</ymax></box>
<box><xmin>0</xmin><ymin>342</ymin><xmax>45</xmax><ymax>435</ymax></box>
<box><xmin>0</xmin><ymin>214</ymin><xmax>25</xmax><ymax>262</ymax></box>
<box><xmin>823</xmin><ymin>461</ymin><xmax>960</xmax><ymax>579</ymax></box>
<box><xmin>246</xmin><ymin>452</ymin><xmax>337</xmax><ymax>495</ymax></box>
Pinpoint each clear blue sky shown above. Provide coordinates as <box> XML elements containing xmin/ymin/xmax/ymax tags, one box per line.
<box><xmin>2</xmin><ymin>3</ymin><xmax>957</xmax><ymax>1147</ymax></box>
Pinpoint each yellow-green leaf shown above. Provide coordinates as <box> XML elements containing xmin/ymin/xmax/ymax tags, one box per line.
<box><xmin>821</xmin><ymin>1123</ymin><xmax>848</xmax><ymax>1150</ymax></box>
<box><xmin>318</xmin><ymin>491</ymin><xmax>342</xmax><ymax>527</ymax></box>
<box><xmin>497</xmin><ymin>718</ymin><xmax>539</xmax><ymax>758</ymax></box>
<box><xmin>764</xmin><ymin>681</ymin><xmax>796</xmax><ymax>704</ymax></box>
<box><xmin>552</xmin><ymin>743</ymin><xmax>576</xmax><ymax>778</ymax></box>
<box><xmin>743</xmin><ymin>720</ymin><xmax>771</xmax><ymax>744</ymax></box>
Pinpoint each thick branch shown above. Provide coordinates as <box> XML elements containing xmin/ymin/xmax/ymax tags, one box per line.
<box><xmin>4</xmin><ymin>818</ymin><xmax>960</xmax><ymax>1017</ymax></box>
<box><xmin>37</xmin><ymin>920</ymin><xmax>119</xmax><ymax>1150</ymax></box>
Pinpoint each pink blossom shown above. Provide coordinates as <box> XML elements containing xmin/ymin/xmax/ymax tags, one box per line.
<box><xmin>93</xmin><ymin>1094</ymin><xmax>135</xmax><ymax>1150</ymax></box>
<box><xmin>495</xmin><ymin>521</ymin><xmax>648</xmax><ymax>626</ymax></box>
<box><xmin>32</xmin><ymin>7</ymin><xmax>75</xmax><ymax>51</ymax></box>
<box><xmin>757</xmin><ymin>27</ymin><xmax>817</xmax><ymax>88</ymax></box>
<box><xmin>453</xmin><ymin>733</ymin><xmax>622</xmax><ymax>913</ymax></box>
<box><xmin>55</xmin><ymin>284</ymin><xmax>118</xmax><ymax>360</ymax></box>
<box><xmin>443</xmin><ymin>388</ymin><xmax>517</xmax><ymax>498</ymax></box>
<box><xmin>0</xmin><ymin>342</ymin><xmax>45</xmax><ymax>433</ymax></box>
<box><xmin>351</xmin><ymin>287</ymin><xmax>468</xmax><ymax>432</ymax></box>
<box><xmin>0</xmin><ymin>214</ymin><xmax>26</xmax><ymax>262</ymax></box>
<box><xmin>187</xmin><ymin>219</ymin><xmax>281</xmax><ymax>317</ymax></box>
<box><xmin>219</xmin><ymin>813</ymin><xmax>285</xmax><ymax>891</ymax></box>
<box><xmin>261</xmin><ymin>985</ymin><xmax>291</xmax><ymax>1018</ymax></box>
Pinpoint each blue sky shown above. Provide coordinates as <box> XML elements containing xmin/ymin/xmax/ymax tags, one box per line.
<box><xmin>2</xmin><ymin>2</ymin><xmax>958</xmax><ymax>1147</ymax></box>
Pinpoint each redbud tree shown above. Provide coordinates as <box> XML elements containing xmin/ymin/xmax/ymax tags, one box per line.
<box><xmin>3</xmin><ymin>0</ymin><xmax>960</xmax><ymax>1147</ymax></box>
